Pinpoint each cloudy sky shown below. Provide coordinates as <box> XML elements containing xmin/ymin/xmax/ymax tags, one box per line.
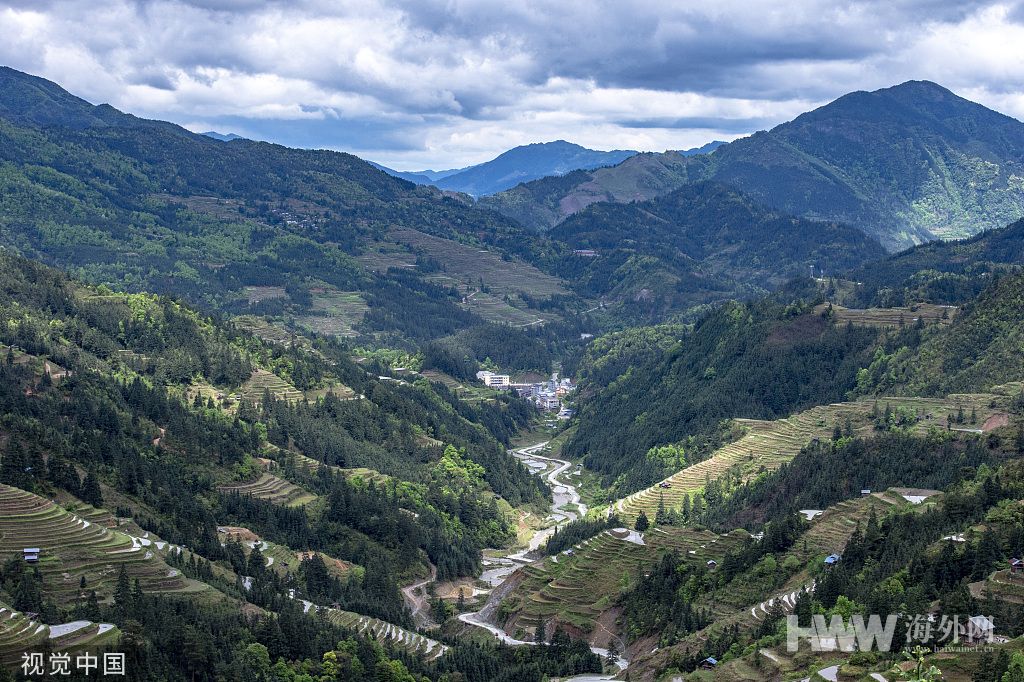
<box><xmin>3</xmin><ymin>0</ymin><xmax>1024</xmax><ymax>169</ymax></box>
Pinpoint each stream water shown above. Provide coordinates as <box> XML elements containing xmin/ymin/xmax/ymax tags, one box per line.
<box><xmin>456</xmin><ymin>441</ymin><xmax>626</xmax><ymax>680</ymax></box>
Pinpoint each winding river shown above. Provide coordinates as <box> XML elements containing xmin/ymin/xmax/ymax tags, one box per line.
<box><xmin>456</xmin><ymin>441</ymin><xmax>627</xmax><ymax>680</ymax></box>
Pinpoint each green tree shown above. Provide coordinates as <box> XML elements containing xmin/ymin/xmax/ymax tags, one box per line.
<box><xmin>81</xmin><ymin>471</ymin><xmax>103</xmax><ymax>507</ymax></box>
<box><xmin>634</xmin><ymin>510</ymin><xmax>650</xmax><ymax>532</ymax></box>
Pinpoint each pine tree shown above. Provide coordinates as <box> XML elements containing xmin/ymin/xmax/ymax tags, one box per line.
<box><xmin>81</xmin><ymin>471</ymin><xmax>103</xmax><ymax>507</ymax></box>
<box><xmin>655</xmin><ymin>493</ymin><xmax>668</xmax><ymax>526</ymax></box>
<box><xmin>114</xmin><ymin>565</ymin><xmax>132</xmax><ymax>619</ymax></box>
<box><xmin>0</xmin><ymin>441</ymin><xmax>27</xmax><ymax>489</ymax></box>
<box><xmin>635</xmin><ymin>510</ymin><xmax>650</xmax><ymax>532</ymax></box>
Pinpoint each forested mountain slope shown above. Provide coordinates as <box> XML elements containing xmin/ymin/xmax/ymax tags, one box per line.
<box><xmin>861</xmin><ymin>270</ymin><xmax>1024</xmax><ymax>396</ymax></box>
<box><xmin>842</xmin><ymin>217</ymin><xmax>1024</xmax><ymax>307</ymax></box>
<box><xmin>0</xmin><ymin>66</ymin><xmax>576</xmax><ymax>358</ymax></box>
<box><xmin>563</xmin><ymin>288</ymin><xmax>892</xmax><ymax>494</ymax></box>
<box><xmin>0</xmin><ymin>250</ymin><xmax>612</xmax><ymax>680</ymax></box>
<box><xmin>483</xmin><ymin>81</ymin><xmax>1024</xmax><ymax>250</ymax></box>
<box><xmin>543</xmin><ymin>182</ymin><xmax>886</xmax><ymax>318</ymax></box>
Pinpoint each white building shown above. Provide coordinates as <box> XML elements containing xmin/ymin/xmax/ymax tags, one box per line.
<box><xmin>475</xmin><ymin>370</ymin><xmax>510</xmax><ymax>389</ymax></box>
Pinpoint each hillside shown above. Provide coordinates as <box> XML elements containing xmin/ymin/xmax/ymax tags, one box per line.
<box><xmin>841</xmin><ymin>217</ymin><xmax>1024</xmax><ymax>307</ymax></box>
<box><xmin>0</xmin><ymin>250</ymin><xmax>615</xmax><ymax>679</ymax></box>
<box><xmin>482</xmin><ymin>81</ymin><xmax>1024</xmax><ymax>250</ymax></box>
<box><xmin>479</xmin><ymin>150</ymin><xmax>707</xmax><ymax>229</ymax></box>
<box><xmin>0</xmin><ymin>66</ymin><xmax>577</xmax><ymax>362</ymax></box>
<box><xmin>863</xmin><ymin>270</ymin><xmax>1024</xmax><ymax>395</ymax></box>
<box><xmin>562</xmin><ymin>290</ymin><xmax>891</xmax><ymax>494</ymax></box>
<box><xmin>544</xmin><ymin>182</ymin><xmax>887</xmax><ymax>317</ymax></box>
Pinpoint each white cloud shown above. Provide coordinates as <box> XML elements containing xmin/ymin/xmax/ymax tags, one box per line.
<box><xmin>0</xmin><ymin>0</ymin><xmax>1022</xmax><ymax>167</ymax></box>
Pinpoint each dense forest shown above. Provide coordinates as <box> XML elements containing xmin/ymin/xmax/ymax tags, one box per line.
<box><xmin>564</xmin><ymin>286</ymin><xmax>894</xmax><ymax>494</ymax></box>
<box><xmin>858</xmin><ymin>271</ymin><xmax>1024</xmax><ymax>396</ymax></box>
<box><xmin>543</xmin><ymin>181</ymin><xmax>887</xmax><ymax>319</ymax></box>
<box><xmin>0</xmin><ymin>251</ymin><xmax>600</xmax><ymax>681</ymax></box>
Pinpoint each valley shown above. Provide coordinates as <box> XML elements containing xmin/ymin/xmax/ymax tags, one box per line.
<box><xmin>1</xmin><ymin>53</ymin><xmax>1024</xmax><ymax>682</ymax></box>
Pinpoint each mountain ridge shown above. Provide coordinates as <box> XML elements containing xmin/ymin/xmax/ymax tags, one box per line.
<box><xmin>482</xmin><ymin>80</ymin><xmax>1024</xmax><ymax>250</ymax></box>
<box><xmin>378</xmin><ymin>140</ymin><xmax>638</xmax><ymax>196</ymax></box>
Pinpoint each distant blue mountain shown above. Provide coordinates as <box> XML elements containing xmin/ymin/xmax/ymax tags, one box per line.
<box><xmin>373</xmin><ymin>141</ymin><xmax>638</xmax><ymax>196</ymax></box>
<box><xmin>202</xmin><ymin>131</ymin><xmax>243</xmax><ymax>142</ymax></box>
<box><xmin>434</xmin><ymin>141</ymin><xmax>637</xmax><ymax>196</ymax></box>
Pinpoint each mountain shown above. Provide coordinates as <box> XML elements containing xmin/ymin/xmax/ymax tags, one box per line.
<box><xmin>0</xmin><ymin>249</ymin><xmax>598</xmax><ymax>680</ymax></box>
<box><xmin>862</xmin><ymin>269</ymin><xmax>1024</xmax><ymax>396</ymax></box>
<box><xmin>561</xmin><ymin>287</ymin><xmax>885</xmax><ymax>493</ymax></box>
<box><xmin>478</xmin><ymin>150</ymin><xmax>708</xmax><ymax>229</ymax></box>
<box><xmin>201</xmin><ymin>130</ymin><xmax>244</xmax><ymax>141</ymax></box>
<box><xmin>421</xmin><ymin>140</ymin><xmax>637</xmax><ymax>196</ymax></box>
<box><xmin>483</xmin><ymin>81</ymin><xmax>1024</xmax><ymax>250</ymax></box>
<box><xmin>842</xmin><ymin>217</ymin><xmax>1024</xmax><ymax>307</ymax></box>
<box><xmin>540</xmin><ymin>181</ymin><xmax>887</xmax><ymax>318</ymax></box>
<box><xmin>367</xmin><ymin>161</ymin><xmax>444</xmax><ymax>185</ymax></box>
<box><xmin>0</xmin><ymin>66</ymin><xmax>578</xmax><ymax>363</ymax></box>
<box><xmin>679</xmin><ymin>140</ymin><xmax>726</xmax><ymax>156</ymax></box>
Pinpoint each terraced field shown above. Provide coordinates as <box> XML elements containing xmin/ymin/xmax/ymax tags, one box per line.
<box><xmin>612</xmin><ymin>394</ymin><xmax>1001</xmax><ymax>522</ymax></box>
<box><xmin>216</xmin><ymin>473</ymin><xmax>317</xmax><ymax>507</ymax></box>
<box><xmin>324</xmin><ymin>608</ymin><xmax>448</xmax><ymax>661</ymax></box>
<box><xmin>0</xmin><ymin>485</ymin><xmax>196</xmax><ymax>604</ymax></box>
<box><xmin>458</xmin><ymin>290</ymin><xmax>557</xmax><ymax>328</ymax></box>
<box><xmin>0</xmin><ymin>602</ymin><xmax>120</xmax><ymax>666</ymax></box>
<box><xmin>295</xmin><ymin>289</ymin><xmax>368</xmax><ymax>338</ymax></box>
<box><xmin>814</xmin><ymin>302</ymin><xmax>957</xmax><ymax>327</ymax></box>
<box><xmin>232</xmin><ymin>316</ymin><xmax>299</xmax><ymax>346</ymax></box>
<box><xmin>970</xmin><ymin>569</ymin><xmax>1024</xmax><ymax>604</ymax></box>
<box><xmin>244</xmin><ymin>286</ymin><xmax>288</xmax><ymax>304</ymax></box>
<box><xmin>288</xmin><ymin>451</ymin><xmax>391</xmax><ymax>486</ymax></box>
<box><xmin>387</xmin><ymin>228</ymin><xmax>569</xmax><ymax>299</ymax></box>
<box><xmin>498</xmin><ymin>527</ymin><xmax>747</xmax><ymax>639</ymax></box>
<box><xmin>235</xmin><ymin>369</ymin><xmax>305</xmax><ymax>404</ymax></box>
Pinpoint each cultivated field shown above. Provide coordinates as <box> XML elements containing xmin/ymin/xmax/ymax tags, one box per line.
<box><xmin>216</xmin><ymin>473</ymin><xmax>318</xmax><ymax>507</ymax></box>
<box><xmin>612</xmin><ymin>394</ymin><xmax>1003</xmax><ymax>522</ymax></box>
<box><xmin>498</xmin><ymin>526</ymin><xmax>748</xmax><ymax>640</ymax></box>
<box><xmin>0</xmin><ymin>485</ymin><xmax>196</xmax><ymax>605</ymax></box>
<box><xmin>814</xmin><ymin>302</ymin><xmax>957</xmax><ymax>327</ymax></box>
<box><xmin>235</xmin><ymin>369</ymin><xmax>306</xmax><ymax>404</ymax></box>
<box><xmin>325</xmin><ymin>608</ymin><xmax>448</xmax><ymax>660</ymax></box>
<box><xmin>295</xmin><ymin>288</ymin><xmax>368</xmax><ymax>338</ymax></box>
<box><xmin>0</xmin><ymin>602</ymin><xmax>120</xmax><ymax>666</ymax></box>
<box><xmin>387</xmin><ymin>228</ymin><xmax>569</xmax><ymax>299</ymax></box>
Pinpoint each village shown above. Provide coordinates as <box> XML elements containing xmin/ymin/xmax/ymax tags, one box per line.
<box><xmin>475</xmin><ymin>370</ymin><xmax>575</xmax><ymax>419</ymax></box>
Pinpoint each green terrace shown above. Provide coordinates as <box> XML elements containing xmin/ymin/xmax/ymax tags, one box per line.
<box><xmin>0</xmin><ymin>485</ymin><xmax>200</xmax><ymax>605</ymax></box>
<box><xmin>497</xmin><ymin>526</ymin><xmax>748</xmax><ymax>641</ymax></box>
<box><xmin>216</xmin><ymin>473</ymin><xmax>318</xmax><ymax>508</ymax></box>
<box><xmin>235</xmin><ymin>369</ymin><xmax>306</xmax><ymax>404</ymax></box>
<box><xmin>612</xmin><ymin>394</ymin><xmax>1005</xmax><ymax>522</ymax></box>
<box><xmin>324</xmin><ymin>608</ymin><xmax>448</xmax><ymax>661</ymax></box>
